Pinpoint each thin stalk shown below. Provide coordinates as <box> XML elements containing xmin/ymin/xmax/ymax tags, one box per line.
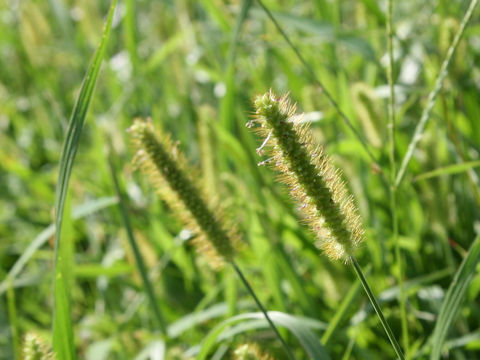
<box><xmin>386</xmin><ymin>0</ymin><xmax>409</xmax><ymax>357</ymax></box>
<box><xmin>7</xmin><ymin>281</ymin><xmax>20</xmax><ymax>360</ymax></box>
<box><xmin>350</xmin><ymin>256</ymin><xmax>405</xmax><ymax>360</ymax></box>
<box><xmin>108</xmin><ymin>152</ymin><xmax>167</xmax><ymax>335</ymax></box>
<box><xmin>255</xmin><ymin>0</ymin><xmax>379</xmax><ymax>168</ymax></box>
<box><xmin>395</xmin><ymin>0</ymin><xmax>479</xmax><ymax>187</ymax></box>
<box><xmin>231</xmin><ymin>261</ymin><xmax>296</xmax><ymax>360</ymax></box>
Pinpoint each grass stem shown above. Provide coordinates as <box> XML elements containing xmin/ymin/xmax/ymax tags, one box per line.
<box><xmin>231</xmin><ymin>261</ymin><xmax>296</xmax><ymax>360</ymax></box>
<box><xmin>350</xmin><ymin>256</ymin><xmax>405</xmax><ymax>360</ymax></box>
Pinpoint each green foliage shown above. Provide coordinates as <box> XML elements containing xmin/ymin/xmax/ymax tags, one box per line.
<box><xmin>1</xmin><ymin>0</ymin><xmax>480</xmax><ymax>359</ymax></box>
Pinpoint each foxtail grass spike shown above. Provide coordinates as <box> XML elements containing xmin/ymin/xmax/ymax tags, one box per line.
<box><xmin>128</xmin><ymin>118</ymin><xmax>238</xmax><ymax>269</ymax></box>
<box><xmin>249</xmin><ymin>90</ymin><xmax>364</xmax><ymax>262</ymax></box>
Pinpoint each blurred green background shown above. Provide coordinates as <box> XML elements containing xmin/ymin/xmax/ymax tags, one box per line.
<box><xmin>1</xmin><ymin>0</ymin><xmax>480</xmax><ymax>358</ymax></box>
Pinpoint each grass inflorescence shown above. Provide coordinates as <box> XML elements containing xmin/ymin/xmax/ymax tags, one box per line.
<box><xmin>128</xmin><ymin>118</ymin><xmax>239</xmax><ymax>269</ymax></box>
<box><xmin>249</xmin><ymin>90</ymin><xmax>364</xmax><ymax>262</ymax></box>
<box><xmin>250</xmin><ymin>90</ymin><xmax>404</xmax><ymax>359</ymax></box>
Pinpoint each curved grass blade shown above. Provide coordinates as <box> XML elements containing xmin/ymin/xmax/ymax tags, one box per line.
<box><xmin>395</xmin><ymin>0</ymin><xmax>479</xmax><ymax>187</ymax></box>
<box><xmin>413</xmin><ymin>160</ymin><xmax>480</xmax><ymax>182</ymax></box>
<box><xmin>166</xmin><ymin>301</ymin><xmax>253</xmax><ymax>338</ymax></box>
<box><xmin>430</xmin><ymin>235</ymin><xmax>480</xmax><ymax>360</ymax></box>
<box><xmin>52</xmin><ymin>1</ymin><xmax>118</xmax><ymax>359</ymax></box>
<box><xmin>197</xmin><ymin>311</ymin><xmax>330</xmax><ymax>360</ymax></box>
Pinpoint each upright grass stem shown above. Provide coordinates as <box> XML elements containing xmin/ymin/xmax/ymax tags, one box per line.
<box><xmin>386</xmin><ymin>0</ymin><xmax>409</xmax><ymax>356</ymax></box>
<box><xmin>350</xmin><ymin>256</ymin><xmax>405</xmax><ymax>360</ymax></box>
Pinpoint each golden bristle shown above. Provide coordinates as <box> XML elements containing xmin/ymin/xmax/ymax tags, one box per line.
<box><xmin>249</xmin><ymin>90</ymin><xmax>364</xmax><ymax>262</ymax></box>
<box><xmin>128</xmin><ymin>118</ymin><xmax>239</xmax><ymax>269</ymax></box>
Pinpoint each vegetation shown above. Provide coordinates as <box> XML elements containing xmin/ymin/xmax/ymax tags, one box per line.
<box><xmin>1</xmin><ymin>0</ymin><xmax>480</xmax><ymax>359</ymax></box>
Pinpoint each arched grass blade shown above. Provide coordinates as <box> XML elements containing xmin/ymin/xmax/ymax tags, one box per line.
<box><xmin>197</xmin><ymin>311</ymin><xmax>331</xmax><ymax>360</ymax></box>
<box><xmin>52</xmin><ymin>1</ymin><xmax>118</xmax><ymax>359</ymax></box>
<box><xmin>413</xmin><ymin>160</ymin><xmax>480</xmax><ymax>182</ymax></box>
<box><xmin>430</xmin><ymin>235</ymin><xmax>480</xmax><ymax>360</ymax></box>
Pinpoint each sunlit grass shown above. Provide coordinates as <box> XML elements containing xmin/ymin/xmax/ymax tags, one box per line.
<box><xmin>1</xmin><ymin>0</ymin><xmax>480</xmax><ymax>359</ymax></box>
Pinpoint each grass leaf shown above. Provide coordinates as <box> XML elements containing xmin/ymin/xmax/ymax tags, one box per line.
<box><xmin>197</xmin><ymin>311</ymin><xmax>330</xmax><ymax>360</ymax></box>
<box><xmin>52</xmin><ymin>1</ymin><xmax>118</xmax><ymax>359</ymax></box>
<box><xmin>413</xmin><ymin>160</ymin><xmax>480</xmax><ymax>182</ymax></box>
<box><xmin>430</xmin><ymin>235</ymin><xmax>480</xmax><ymax>360</ymax></box>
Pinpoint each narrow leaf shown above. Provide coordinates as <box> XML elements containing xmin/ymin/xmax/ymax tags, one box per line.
<box><xmin>414</xmin><ymin>160</ymin><xmax>480</xmax><ymax>182</ymax></box>
<box><xmin>430</xmin><ymin>236</ymin><xmax>480</xmax><ymax>360</ymax></box>
<box><xmin>52</xmin><ymin>1</ymin><xmax>118</xmax><ymax>359</ymax></box>
<box><xmin>197</xmin><ymin>311</ymin><xmax>330</xmax><ymax>360</ymax></box>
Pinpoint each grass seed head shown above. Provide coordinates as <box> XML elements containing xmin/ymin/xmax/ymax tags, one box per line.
<box><xmin>249</xmin><ymin>90</ymin><xmax>364</xmax><ymax>262</ymax></box>
<box><xmin>128</xmin><ymin>118</ymin><xmax>238</xmax><ymax>269</ymax></box>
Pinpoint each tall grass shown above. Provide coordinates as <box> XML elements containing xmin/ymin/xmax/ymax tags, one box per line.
<box><xmin>1</xmin><ymin>0</ymin><xmax>480</xmax><ymax>359</ymax></box>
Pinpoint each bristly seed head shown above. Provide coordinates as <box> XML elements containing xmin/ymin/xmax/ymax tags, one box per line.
<box><xmin>128</xmin><ymin>118</ymin><xmax>238</xmax><ymax>269</ymax></box>
<box><xmin>249</xmin><ymin>90</ymin><xmax>364</xmax><ymax>262</ymax></box>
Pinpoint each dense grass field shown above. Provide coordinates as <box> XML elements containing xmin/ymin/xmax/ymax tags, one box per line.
<box><xmin>1</xmin><ymin>0</ymin><xmax>480</xmax><ymax>359</ymax></box>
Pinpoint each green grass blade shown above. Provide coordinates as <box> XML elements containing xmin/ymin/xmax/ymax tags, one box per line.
<box><xmin>6</xmin><ymin>281</ymin><xmax>20</xmax><ymax>360</ymax></box>
<box><xmin>124</xmin><ymin>0</ymin><xmax>138</xmax><ymax>70</ymax></box>
<box><xmin>430</xmin><ymin>235</ymin><xmax>480</xmax><ymax>360</ymax></box>
<box><xmin>413</xmin><ymin>160</ymin><xmax>480</xmax><ymax>182</ymax></box>
<box><xmin>52</xmin><ymin>1</ymin><xmax>118</xmax><ymax>359</ymax></box>
<box><xmin>197</xmin><ymin>311</ymin><xmax>331</xmax><ymax>360</ymax></box>
<box><xmin>53</xmin><ymin>195</ymin><xmax>75</xmax><ymax>360</ymax></box>
<box><xmin>394</xmin><ymin>0</ymin><xmax>479</xmax><ymax>187</ymax></box>
<box><xmin>198</xmin><ymin>0</ymin><xmax>231</xmax><ymax>32</ymax></box>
